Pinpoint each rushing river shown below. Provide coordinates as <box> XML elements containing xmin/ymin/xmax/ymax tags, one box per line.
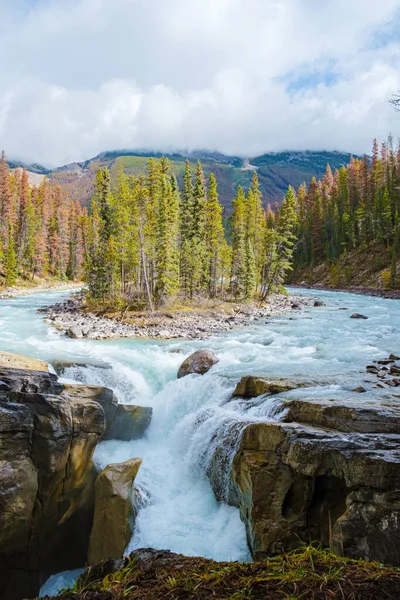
<box><xmin>0</xmin><ymin>288</ymin><xmax>399</xmax><ymax>596</ymax></box>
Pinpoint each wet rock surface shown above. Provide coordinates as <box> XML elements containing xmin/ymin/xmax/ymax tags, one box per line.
<box><xmin>39</xmin><ymin>293</ymin><xmax>313</xmax><ymax>340</ymax></box>
<box><xmin>223</xmin><ymin>395</ymin><xmax>400</xmax><ymax>565</ymax></box>
<box><xmin>61</xmin><ymin>383</ymin><xmax>152</xmax><ymax>442</ymax></box>
<box><xmin>232</xmin><ymin>376</ymin><xmax>309</xmax><ymax>398</ymax></box>
<box><xmin>177</xmin><ymin>349</ymin><xmax>219</xmax><ymax>378</ymax></box>
<box><xmin>88</xmin><ymin>458</ymin><xmax>142</xmax><ymax>565</ymax></box>
<box><xmin>363</xmin><ymin>355</ymin><xmax>400</xmax><ymax>392</ymax></box>
<box><xmin>0</xmin><ymin>352</ymin><xmax>152</xmax><ymax>600</ymax></box>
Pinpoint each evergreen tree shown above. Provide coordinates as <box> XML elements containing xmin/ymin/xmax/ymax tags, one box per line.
<box><xmin>4</xmin><ymin>222</ymin><xmax>17</xmax><ymax>286</ymax></box>
<box><xmin>244</xmin><ymin>238</ymin><xmax>257</xmax><ymax>300</ymax></box>
<box><xmin>155</xmin><ymin>175</ymin><xmax>180</xmax><ymax>303</ymax></box>
<box><xmin>205</xmin><ymin>173</ymin><xmax>225</xmax><ymax>297</ymax></box>
<box><xmin>181</xmin><ymin>159</ymin><xmax>194</xmax><ymax>242</ymax></box>
<box><xmin>260</xmin><ymin>186</ymin><xmax>298</xmax><ymax>300</ymax></box>
<box><xmin>230</xmin><ymin>186</ymin><xmax>247</xmax><ymax>298</ymax></box>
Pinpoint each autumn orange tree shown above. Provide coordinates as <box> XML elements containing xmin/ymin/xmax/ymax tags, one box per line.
<box><xmin>0</xmin><ymin>152</ymin><xmax>86</xmax><ymax>285</ymax></box>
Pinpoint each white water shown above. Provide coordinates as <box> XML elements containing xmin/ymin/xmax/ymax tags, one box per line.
<box><xmin>1</xmin><ymin>288</ymin><xmax>399</xmax><ymax>595</ymax></box>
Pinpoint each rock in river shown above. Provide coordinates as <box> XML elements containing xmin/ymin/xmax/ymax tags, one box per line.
<box><xmin>314</xmin><ymin>300</ymin><xmax>326</xmax><ymax>307</ymax></box>
<box><xmin>88</xmin><ymin>458</ymin><xmax>142</xmax><ymax>565</ymax></box>
<box><xmin>232</xmin><ymin>376</ymin><xmax>308</xmax><ymax>399</ymax></box>
<box><xmin>68</xmin><ymin>325</ymin><xmax>84</xmax><ymax>338</ymax></box>
<box><xmin>177</xmin><ymin>349</ymin><xmax>219</xmax><ymax>379</ymax></box>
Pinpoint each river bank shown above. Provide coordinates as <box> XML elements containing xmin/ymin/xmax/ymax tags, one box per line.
<box><xmin>291</xmin><ymin>282</ymin><xmax>400</xmax><ymax>299</ymax></box>
<box><xmin>39</xmin><ymin>293</ymin><xmax>314</xmax><ymax>340</ymax></box>
<box><xmin>0</xmin><ymin>281</ymin><xmax>82</xmax><ymax>299</ymax></box>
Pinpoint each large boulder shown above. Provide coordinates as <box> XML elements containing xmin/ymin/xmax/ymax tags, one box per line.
<box><xmin>106</xmin><ymin>404</ymin><xmax>153</xmax><ymax>441</ymax></box>
<box><xmin>222</xmin><ymin>396</ymin><xmax>400</xmax><ymax>565</ymax></box>
<box><xmin>67</xmin><ymin>326</ymin><xmax>84</xmax><ymax>339</ymax></box>
<box><xmin>88</xmin><ymin>458</ymin><xmax>142</xmax><ymax>565</ymax></box>
<box><xmin>232</xmin><ymin>376</ymin><xmax>308</xmax><ymax>399</ymax></box>
<box><xmin>177</xmin><ymin>349</ymin><xmax>219</xmax><ymax>379</ymax></box>
<box><xmin>61</xmin><ymin>383</ymin><xmax>118</xmax><ymax>433</ymax></box>
<box><xmin>0</xmin><ymin>353</ymin><xmax>107</xmax><ymax>600</ymax></box>
<box><xmin>62</xmin><ymin>384</ymin><xmax>153</xmax><ymax>441</ymax></box>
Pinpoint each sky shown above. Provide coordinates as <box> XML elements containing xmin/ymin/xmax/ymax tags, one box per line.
<box><xmin>0</xmin><ymin>0</ymin><xmax>399</xmax><ymax>167</ymax></box>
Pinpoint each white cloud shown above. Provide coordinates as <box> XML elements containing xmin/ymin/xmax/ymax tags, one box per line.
<box><xmin>0</xmin><ymin>0</ymin><xmax>399</xmax><ymax>166</ymax></box>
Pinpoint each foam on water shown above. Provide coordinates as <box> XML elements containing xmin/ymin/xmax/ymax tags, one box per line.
<box><xmin>1</xmin><ymin>288</ymin><xmax>400</xmax><ymax>595</ymax></box>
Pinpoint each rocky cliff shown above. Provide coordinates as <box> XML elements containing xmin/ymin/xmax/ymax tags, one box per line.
<box><xmin>225</xmin><ymin>387</ymin><xmax>400</xmax><ymax>565</ymax></box>
<box><xmin>0</xmin><ymin>352</ymin><xmax>151</xmax><ymax>600</ymax></box>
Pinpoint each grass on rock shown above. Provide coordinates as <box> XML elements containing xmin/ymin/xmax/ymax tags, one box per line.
<box><xmin>50</xmin><ymin>546</ymin><xmax>400</xmax><ymax>600</ymax></box>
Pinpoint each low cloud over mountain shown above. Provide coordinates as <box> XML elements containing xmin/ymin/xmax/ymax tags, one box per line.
<box><xmin>1</xmin><ymin>0</ymin><xmax>399</xmax><ymax>166</ymax></box>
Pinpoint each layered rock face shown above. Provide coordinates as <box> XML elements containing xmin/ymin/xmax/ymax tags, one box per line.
<box><xmin>228</xmin><ymin>396</ymin><xmax>400</xmax><ymax>565</ymax></box>
<box><xmin>0</xmin><ymin>352</ymin><xmax>151</xmax><ymax>600</ymax></box>
<box><xmin>88</xmin><ymin>458</ymin><xmax>142</xmax><ymax>564</ymax></box>
<box><xmin>62</xmin><ymin>383</ymin><xmax>152</xmax><ymax>441</ymax></box>
<box><xmin>232</xmin><ymin>376</ymin><xmax>310</xmax><ymax>398</ymax></box>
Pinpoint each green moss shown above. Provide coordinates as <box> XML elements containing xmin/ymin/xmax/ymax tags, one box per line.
<box><xmin>51</xmin><ymin>546</ymin><xmax>400</xmax><ymax>600</ymax></box>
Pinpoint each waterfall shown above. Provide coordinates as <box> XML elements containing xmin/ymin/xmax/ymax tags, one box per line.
<box><xmin>0</xmin><ymin>288</ymin><xmax>398</xmax><ymax>597</ymax></box>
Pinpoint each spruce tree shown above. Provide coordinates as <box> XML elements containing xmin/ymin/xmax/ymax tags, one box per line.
<box><xmin>181</xmin><ymin>159</ymin><xmax>194</xmax><ymax>242</ymax></box>
<box><xmin>249</xmin><ymin>172</ymin><xmax>266</xmax><ymax>286</ymax></box>
<box><xmin>155</xmin><ymin>175</ymin><xmax>180</xmax><ymax>303</ymax></box>
<box><xmin>4</xmin><ymin>222</ymin><xmax>17</xmax><ymax>286</ymax></box>
<box><xmin>206</xmin><ymin>173</ymin><xmax>225</xmax><ymax>297</ymax></box>
<box><xmin>230</xmin><ymin>186</ymin><xmax>247</xmax><ymax>298</ymax></box>
<box><xmin>260</xmin><ymin>186</ymin><xmax>298</xmax><ymax>300</ymax></box>
<box><xmin>244</xmin><ymin>238</ymin><xmax>257</xmax><ymax>300</ymax></box>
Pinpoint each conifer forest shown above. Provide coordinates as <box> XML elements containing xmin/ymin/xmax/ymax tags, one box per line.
<box><xmin>1</xmin><ymin>136</ymin><xmax>399</xmax><ymax>307</ymax></box>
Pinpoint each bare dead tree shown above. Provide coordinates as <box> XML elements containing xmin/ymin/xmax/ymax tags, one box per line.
<box><xmin>390</xmin><ymin>91</ymin><xmax>400</xmax><ymax>111</ymax></box>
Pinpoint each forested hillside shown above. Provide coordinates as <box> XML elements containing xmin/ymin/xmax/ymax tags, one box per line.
<box><xmin>0</xmin><ymin>152</ymin><xmax>86</xmax><ymax>285</ymax></box>
<box><xmin>290</xmin><ymin>136</ymin><xmax>400</xmax><ymax>290</ymax></box>
<box><xmin>2</xmin><ymin>136</ymin><xmax>398</xmax><ymax>300</ymax></box>
<box><xmin>10</xmin><ymin>150</ymin><xmax>355</xmax><ymax>211</ymax></box>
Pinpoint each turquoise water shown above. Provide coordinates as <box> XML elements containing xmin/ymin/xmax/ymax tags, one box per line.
<box><xmin>1</xmin><ymin>289</ymin><xmax>399</xmax><ymax>595</ymax></box>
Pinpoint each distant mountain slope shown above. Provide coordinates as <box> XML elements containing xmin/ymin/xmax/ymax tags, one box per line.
<box><xmin>11</xmin><ymin>150</ymin><xmax>358</xmax><ymax>209</ymax></box>
<box><xmin>250</xmin><ymin>151</ymin><xmax>357</xmax><ymax>199</ymax></box>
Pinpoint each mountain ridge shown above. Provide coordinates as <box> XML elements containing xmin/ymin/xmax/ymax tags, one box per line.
<box><xmin>8</xmin><ymin>149</ymin><xmax>362</xmax><ymax>209</ymax></box>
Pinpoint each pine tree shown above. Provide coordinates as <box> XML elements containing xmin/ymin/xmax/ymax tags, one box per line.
<box><xmin>230</xmin><ymin>186</ymin><xmax>247</xmax><ymax>298</ymax></box>
<box><xmin>181</xmin><ymin>159</ymin><xmax>194</xmax><ymax>242</ymax></box>
<box><xmin>0</xmin><ymin>152</ymin><xmax>14</xmax><ymax>246</ymax></box>
<box><xmin>249</xmin><ymin>171</ymin><xmax>266</xmax><ymax>286</ymax></box>
<box><xmin>155</xmin><ymin>175</ymin><xmax>180</xmax><ymax>303</ymax></box>
<box><xmin>244</xmin><ymin>238</ymin><xmax>257</xmax><ymax>300</ymax></box>
<box><xmin>96</xmin><ymin>167</ymin><xmax>114</xmax><ymax>243</ymax></box>
<box><xmin>260</xmin><ymin>186</ymin><xmax>298</xmax><ymax>300</ymax></box>
<box><xmin>188</xmin><ymin>161</ymin><xmax>208</xmax><ymax>296</ymax></box>
<box><xmin>4</xmin><ymin>222</ymin><xmax>17</xmax><ymax>286</ymax></box>
<box><xmin>205</xmin><ymin>173</ymin><xmax>225</xmax><ymax>297</ymax></box>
